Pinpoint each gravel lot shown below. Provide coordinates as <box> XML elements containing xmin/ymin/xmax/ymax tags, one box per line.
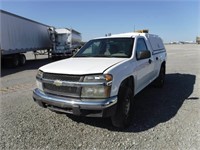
<box><xmin>1</xmin><ymin>44</ymin><xmax>200</xmax><ymax>149</ymax></box>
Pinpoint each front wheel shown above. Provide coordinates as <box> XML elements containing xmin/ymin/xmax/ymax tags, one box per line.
<box><xmin>111</xmin><ymin>86</ymin><xmax>133</xmax><ymax>129</ymax></box>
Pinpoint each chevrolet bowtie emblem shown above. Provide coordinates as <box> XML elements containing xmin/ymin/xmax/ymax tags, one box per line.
<box><xmin>53</xmin><ymin>80</ymin><xmax>62</xmax><ymax>86</ymax></box>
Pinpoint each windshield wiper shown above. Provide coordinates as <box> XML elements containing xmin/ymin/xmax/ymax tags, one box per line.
<box><xmin>75</xmin><ymin>55</ymin><xmax>114</xmax><ymax>58</ymax></box>
<box><xmin>74</xmin><ymin>55</ymin><xmax>91</xmax><ymax>57</ymax></box>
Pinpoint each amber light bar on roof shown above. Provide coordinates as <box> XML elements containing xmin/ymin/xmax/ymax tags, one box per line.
<box><xmin>135</xmin><ymin>29</ymin><xmax>149</xmax><ymax>33</ymax></box>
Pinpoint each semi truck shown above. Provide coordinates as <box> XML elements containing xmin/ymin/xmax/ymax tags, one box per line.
<box><xmin>0</xmin><ymin>10</ymin><xmax>52</xmax><ymax>67</ymax></box>
<box><xmin>48</xmin><ymin>27</ymin><xmax>82</xmax><ymax>59</ymax></box>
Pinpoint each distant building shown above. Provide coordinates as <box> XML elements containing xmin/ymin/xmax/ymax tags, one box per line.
<box><xmin>196</xmin><ymin>36</ymin><xmax>200</xmax><ymax>44</ymax></box>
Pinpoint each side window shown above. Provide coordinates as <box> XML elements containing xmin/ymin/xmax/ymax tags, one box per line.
<box><xmin>136</xmin><ymin>38</ymin><xmax>150</xmax><ymax>60</ymax></box>
<box><xmin>136</xmin><ymin>38</ymin><xmax>148</xmax><ymax>52</ymax></box>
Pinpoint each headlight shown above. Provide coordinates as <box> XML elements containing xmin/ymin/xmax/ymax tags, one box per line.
<box><xmin>36</xmin><ymin>80</ymin><xmax>43</xmax><ymax>91</ymax></box>
<box><xmin>36</xmin><ymin>70</ymin><xmax>43</xmax><ymax>79</ymax></box>
<box><xmin>81</xmin><ymin>74</ymin><xmax>112</xmax><ymax>99</ymax></box>
<box><xmin>36</xmin><ymin>70</ymin><xmax>43</xmax><ymax>91</ymax></box>
<box><xmin>83</xmin><ymin>74</ymin><xmax>112</xmax><ymax>83</ymax></box>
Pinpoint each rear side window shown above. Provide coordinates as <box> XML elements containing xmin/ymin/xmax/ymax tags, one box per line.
<box><xmin>148</xmin><ymin>36</ymin><xmax>165</xmax><ymax>51</ymax></box>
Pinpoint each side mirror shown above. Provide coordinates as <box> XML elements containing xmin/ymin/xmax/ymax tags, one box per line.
<box><xmin>137</xmin><ymin>50</ymin><xmax>151</xmax><ymax>60</ymax></box>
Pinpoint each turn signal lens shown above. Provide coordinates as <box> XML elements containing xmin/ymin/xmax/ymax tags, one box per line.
<box><xmin>105</xmin><ymin>74</ymin><xmax>112</xmax><ymax>82</ymax></box>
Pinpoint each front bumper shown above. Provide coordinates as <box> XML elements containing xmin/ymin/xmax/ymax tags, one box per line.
<box><xmin>33</xmin><ymin>88</ymin><xmax>117</xmax><ymax>117</ymax></box>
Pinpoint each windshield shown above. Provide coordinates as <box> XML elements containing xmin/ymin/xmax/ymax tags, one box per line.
<box><xmin>74</xmin><ymin>38</ymin><xmax>134</xmax><ymax>58</ymax></box>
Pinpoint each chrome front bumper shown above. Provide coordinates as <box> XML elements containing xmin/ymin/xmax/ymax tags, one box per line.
<box><xmin>33</xmin><ymin>88</ymin><xmax>117</xmax><ymax>117</ymax></box>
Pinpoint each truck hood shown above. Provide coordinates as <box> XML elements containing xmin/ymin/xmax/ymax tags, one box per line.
<box><xmin>40</xmin><ymin>57</ymin><xmax>126</xmax><ymax>75</ymax></box>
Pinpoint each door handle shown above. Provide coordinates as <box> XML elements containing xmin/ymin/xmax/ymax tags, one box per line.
<box><xmin>149</xmin><ymin>59</ymin><xmax>152</xmax><ymax>64</ymax></box>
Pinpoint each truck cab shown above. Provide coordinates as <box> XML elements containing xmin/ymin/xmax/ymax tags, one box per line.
<box><xmin>33</xmin><ymin>31</ymin><xmax>166</xmax><ymax>128</ymax></box>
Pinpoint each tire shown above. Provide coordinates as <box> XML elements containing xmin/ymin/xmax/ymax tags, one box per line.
<box><xmin>154</xmin><ymin>65</ymin><xmax>165</xmax><ymax>88</ymax></box>
<box><xmin>19</xmin><ymin>54</ymin><xmax>26</xmax><ymax>66</ymax></box>
<box><xmin>111</xmin><ymin>86</ymin><xmax>133</xmax><ymax>129</ymax></box>
<box><xmin>12</xmin><ymin>55</ymin><xmax>19</xmax><ymax>67</ymax></box>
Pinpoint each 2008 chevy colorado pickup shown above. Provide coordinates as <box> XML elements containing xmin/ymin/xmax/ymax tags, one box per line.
<box><xmin>33</xmin><ymin>31</ymin><xmax>167</xmax><ymax>128</ymax></box>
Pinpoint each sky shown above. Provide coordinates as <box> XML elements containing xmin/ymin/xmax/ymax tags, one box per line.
<box><xmin>1</xmin><ymin>0</ymin><xmax>200</xmax><ymax>42</ymax></box>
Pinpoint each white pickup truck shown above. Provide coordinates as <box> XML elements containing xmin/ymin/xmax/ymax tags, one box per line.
<box><xmin>33</xmin><ymin>31</ymin><xmax>167</xmax><ymax>128</ymax></box>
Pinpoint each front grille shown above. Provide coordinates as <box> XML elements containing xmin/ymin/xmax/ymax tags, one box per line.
<box><xmin>43</xmin><ymin>73</ymin><xmax>82</xmax><ymax>82</ymax></box>
<box><xmin>42</xmin><ymin>73</ymin><xmax>84</xmax><ymax>98</ymax></box>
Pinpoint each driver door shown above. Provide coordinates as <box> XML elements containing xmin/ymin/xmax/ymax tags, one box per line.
<box><xmin>135</xmin><ymin>38</ymin><xmax>154</xmax><ymax>92</ymax></box>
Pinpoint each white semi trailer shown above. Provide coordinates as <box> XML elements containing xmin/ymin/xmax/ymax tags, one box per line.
<box><xmin>0</xmin><ymin>10</ymin><xmax>52</xmax><ymax>67</ymax></box>
<box><xmin>48</xmin><ymin>27</ymin><xmax>82</xmax><ymax>59</ymax></box>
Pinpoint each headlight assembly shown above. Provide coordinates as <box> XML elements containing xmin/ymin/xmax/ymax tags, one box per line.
<box><xmin>36</xmin><ymin>70</ymin><xmax>43</xmax><ymax>91</ymax></box>
<box><xmin>81</xmin><ymin>74</ymin><xmax>112</xmax><ymax>99</ymax></box>
<box><xmin>36</xmin><ymin>70</ymin><xmax>43</xmax><ymax>79</ymax></box>
<box><xmin>83</xmin><ymin>74</ymin><xmax>112</xmax><ymax>84</ymax></box>
<box><xmin>81</xmin><ymin>85</ymin><xmax>111</xmax><ymax>99</ymax></box>
<box><xmin>36</xmin><ymin>80</ymin><xmax>43</xmax><ymax>92</ymax></box>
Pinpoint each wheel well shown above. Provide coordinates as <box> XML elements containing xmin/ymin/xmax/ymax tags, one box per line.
<box><xmin>120</xmin><ymin>76</ymin><xmax>134</xmax><ymax>94</ymax></box>
<box><xmin>161</xmin><ymin>61</ymin><xmax>166</xmax><ymax>71</ymax></box>
<box><xmin>161</xmin><ymin>61</ymin><xmax>166</xmax><ymax>68</ymax></box>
